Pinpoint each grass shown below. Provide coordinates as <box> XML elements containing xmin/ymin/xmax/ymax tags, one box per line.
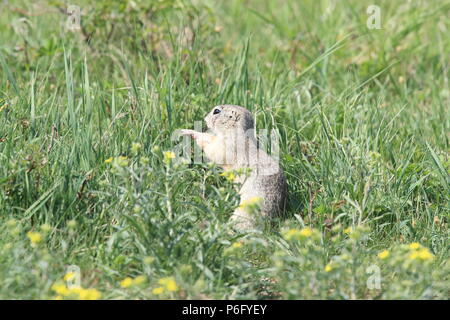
<box><xmin>0</xmin><ymin>0</ymin><xmax>449</xmax><ymax>299</ymax></box>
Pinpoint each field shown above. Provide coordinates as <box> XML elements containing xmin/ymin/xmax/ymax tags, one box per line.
<box><xmin>0</xmin><ymin>0</ymin><xmax>449</xmax><ymax>299</ymax></box>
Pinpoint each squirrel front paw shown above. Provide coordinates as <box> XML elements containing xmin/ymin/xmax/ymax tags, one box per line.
<box><xmin>179</xmin><ymin>129</ymin><xmax>214</xmax><ymax>150</ymax></box>
<box><xmin>180</xmin><ymin>129</ymin><xmax>199</xmax><ymax>139</ymax></box>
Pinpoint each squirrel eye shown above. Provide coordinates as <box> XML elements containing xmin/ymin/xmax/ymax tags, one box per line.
<box><xmin>213</xmin><ymin>108</ymin><xmax>221</xmax><ymax>115</ymax></box>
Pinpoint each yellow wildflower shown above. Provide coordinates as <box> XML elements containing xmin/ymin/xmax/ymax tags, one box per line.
<box><xmin>239</xmin><ymin>197</ymin><xmax>263</xmax><ymax>213</ymax></box>
<box><xmin>104</xmin><ymin>157</ymin><xmax>113</xmax><ymax>163</ymax></box>
<box><xmin>231</xmin><ymin>242</ymin><xmax>243</xmax><ymax>249</ymax></box>
<box><xmin>117</xmin><ymin>156</ymin><xmax>129</xmax><ymax>167</ymax></box>
<box><xmin>299</xmin><ymin>227</ymin><xmax>313</xmax><ymax>237</ymax></box>
<box><xmin>417</xmin><ymin>248</ymin><xmax>434</xmax><ymax>261</ymax></box>
<box><xmin>51</xmin><ymin>280</ymin><xmax>101</xmax><ymax>300</ymax></box>
<box><xmin>120</xmin><ymin>277</ymin><xmax>134</xmax><ymax>288</ymax></box>
<box><xmin>409</xmin><ymin>242</ymin><xmax>420</xmax><ymax>250</ymax></box>
<box><xmin>281</xmin><ymin>227</ymin><xmax>314</xmax><ymax>241</ymax></box>
<box><xmin>69</xmin><ymin>287</ymin><xmax>83</xmax><ymax>296</ymax></box>
<box><xmin>158</xmin><ymin>277</ymin><xmax>178</xmax><ymax>292</ymax></box>
<box><xmin>133</xmin><ymin>275</ymin><xmax>147</xmax><ymax>286</ymax></box>
<box><xmin>152</xmin><ymin>287</ymin><xmax>164</xmax><ymax>295</ymax></box>
<box><xmin>131</xmin><ymin>142</ymin><xmax>142</xmax><ymax>154</ymax></box>
<box><xmin>27</xmin><ymin>231</ymin><xmax>42</xmax><ymax>245</ymax></box>
<box><xmin>40</xmin><ymin>223</ymin><xmax>52</xmax><ymax>233</ymax></box>
<box><xmin>409</xmin><ymin>251</ymin><xmax>419</xmax><ymax>260</ymax></box>
<box><xmin>163</xmin><ymin>151</ymin><xmax>176</xmax><ymax>163</ymax></box>
<box><xmin>378</xmin><ymin>250</ymin><xmax>390</xmax><ymax>260</ymax></box>
<box><xmin>240</xmin><ymin>197</ymin><xmax>263</xmax><ymax>207</ymax></box>
<box><xmin>120</xmin><ymin>275</ymin><xmax>147</xmax><ymax>288</ymax></box>
<box><xmin>220</xmin><ymin>171</ymin><xmax>236</xmax><ymax>182</ymax></box>
<box><xmin>343</xmin><ymin>227</ymin><xmax>352</xmax><ymax>234</ymax></box>
<box><xmin>77</xmin><ymin>288</ymin><xmax>101</xmax><ymax>300</ymax></box>
<box><xmin>324</xmin><ymin>264</ymin><xmax>333</xmax><ymax>272</ymax></box>
<box><xmin>224</xmin><ymin>241</ymin><xmax>245</xmax><ymax>256</ymax></box>
<box><xmin>51</xmin><ymin>283</ymin><xmax>70</xmax><ymax>296</ymax></box>
<box><xmin>409</xmin><ymin>248</ymin><xmax>434</xmax><ymax>261</ymax></box>
<box><xmin>63</xmin><ymin>272</ymin><xmax>76</xmax><ymax>282</ymax></box>
<box><xmin>166</xmin><ymin>280</ymin><xmax>178</xmax><ymax>292</ymax></box>
<box><xmin>282</xmin><ymin>228</ymin><xmax>301</xmax><ymax>241</ymax></box>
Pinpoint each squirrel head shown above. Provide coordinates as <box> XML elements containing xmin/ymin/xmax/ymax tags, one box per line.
<box><xmin>205</xmin><ymin>105</ymin><xmax>254</xmax><ymax>134</ymax></box>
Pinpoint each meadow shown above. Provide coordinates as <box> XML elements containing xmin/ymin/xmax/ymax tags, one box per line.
<box><xmin>0</xmin><ymin>0</ymin><xmax>448</xmax><ymax>299</ymax></box>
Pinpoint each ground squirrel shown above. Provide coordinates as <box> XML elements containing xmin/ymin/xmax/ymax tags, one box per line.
<box><xmin>181</xmin><ymin>105</ymin><xmax>288</xmax><ymax>231</ymax></box>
